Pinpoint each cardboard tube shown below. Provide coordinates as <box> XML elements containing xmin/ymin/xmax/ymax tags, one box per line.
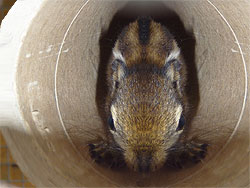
<box><xmin>0</xmin><ymin>0</ymin><xmax>249</xmax><ymax>187</ymax></box>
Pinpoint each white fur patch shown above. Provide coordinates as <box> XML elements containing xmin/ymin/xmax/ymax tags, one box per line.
<box><xmin>175</xmin><ymin>106</ymin><xmax>182</xmax><ymax>120</ymax></box>
<box><xmin>113</xmin><ymin>49</ymin><xmax>126</xmax><ymax>63</ymax></box>
<box><xmin>165</xmin><ymin>48</ymin><xmax>180</xmax><ymax>63</ymax></box>
<box><xmin>110</xmin><ymin>105</ymin><xmax>120</xmax><ymax>133</ymax></box>
<box><xmin>111</xmin><ymin>105</ymin><xmax>117</xmax><ymax>121</ymax></box>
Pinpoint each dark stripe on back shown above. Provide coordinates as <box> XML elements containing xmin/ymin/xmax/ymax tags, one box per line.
<box><xmin>138</xmin><ymin>17</ymin><xmax>151</xmax><ymax>45</ymax></box>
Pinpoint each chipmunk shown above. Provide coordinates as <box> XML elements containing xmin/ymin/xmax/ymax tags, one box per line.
<box><xmin>89</xmin><ymin>17</ymin><xmax>208</xmax><ymax>173</ymax></box>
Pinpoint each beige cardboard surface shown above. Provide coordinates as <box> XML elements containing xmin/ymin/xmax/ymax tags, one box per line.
<box><xmin>0</xmin><ymin>0</ymin><xmax>249</xmax><ymax>187</ymax></box>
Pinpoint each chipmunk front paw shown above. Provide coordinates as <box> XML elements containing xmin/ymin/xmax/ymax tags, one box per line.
<box><xmin>88</xmin><ymin>141</ymin><xmax>125</xmax><ymax>169</ymax></box>
<box><xmin>184</xmin><ymin>142</ymin><xmax>208</xmax><ymax>164</ymax></box>
<box><xmin>166</xmin><ymin>141</ymin><xmax>208</xmax><ymax>169</ymax></box>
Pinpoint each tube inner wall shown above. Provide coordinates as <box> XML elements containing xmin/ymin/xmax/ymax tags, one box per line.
<box><xmin>0</xmin><ymin>0</ymin><xmax>249</xmax><ymax>187</ymax></box>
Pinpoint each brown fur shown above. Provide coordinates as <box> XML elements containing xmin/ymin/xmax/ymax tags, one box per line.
<box><xmin>113</xmin><ymin>19</ymin><xmax>178</xmax><ymax>67</ymax></box>
<box><xmin>108</xmin><ymin>18</ymin><xmax>186</xmax><ymax>171</ymax></box>
<box><xmin>89</xmin><ymin>18</ymin><xmax>207</xmax><ymax>173</ymax></box>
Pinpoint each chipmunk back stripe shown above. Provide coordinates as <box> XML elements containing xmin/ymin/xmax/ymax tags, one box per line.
<box><xmin>138</xmin><ymin>17</ymin><xmax>151</xmax><ymax>45</ymax></box>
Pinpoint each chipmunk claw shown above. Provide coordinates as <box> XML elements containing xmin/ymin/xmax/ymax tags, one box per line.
<box><xmin>166</xmin><ymin>141</ymin><xmax>208</xmax><ymax>168</ymax></box>
<box><xmin>88</xmin><ymin>142</ymin><xmax>125</xmax><ymax>169</ymax></box>
<box><xmin>186</xmin><ymin>142</ymin><xmax>208</xmax><ymax>164</ymax></box>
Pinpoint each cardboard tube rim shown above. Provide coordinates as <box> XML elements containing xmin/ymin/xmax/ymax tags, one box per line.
<box><xmin>0</xmin><ymin>0</ymin><xmax>249</xmax><ymax>187</ymax></box>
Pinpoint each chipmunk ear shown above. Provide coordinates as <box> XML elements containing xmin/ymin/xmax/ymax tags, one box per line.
<box><xmin>111</xmin><ymin>49</ymin><xmax>127</xmax><ymax>89</ymax></box>
<box><xmin>111</xmin><ymin>59</ymin><xmax>126</xmax><ymax>81</ymax></box>
<box><xmin>164</xmin><ymin>42</ymin><xmax>182</xmax><ymax>82</ymax></box>
<box><xmin>164</xmin><ymin>59</ymin><xmax>182</xmax><ymax>82</ymax></box>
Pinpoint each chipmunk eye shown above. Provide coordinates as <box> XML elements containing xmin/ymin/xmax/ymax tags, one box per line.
<box><xmin>108</xmin><ymin>115</ymin><xmax>116</xmax><ymax>131</ymax></box>
<box><xmin>176</xmin><ymin>114</ymin><xmax>185</xmax><ymax>131</ymax></box>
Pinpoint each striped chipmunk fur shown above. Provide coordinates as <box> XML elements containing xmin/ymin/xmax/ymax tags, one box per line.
<box><xmin>89</xmin><ymin>17</ymin><xmax>208</xmax><ymax>173</ymax></box>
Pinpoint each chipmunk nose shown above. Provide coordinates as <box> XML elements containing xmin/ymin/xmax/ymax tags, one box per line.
<box><xmin>137</xmin><ymin>154</ymin><xmax>152</xmax><ymax>173</ymax></box>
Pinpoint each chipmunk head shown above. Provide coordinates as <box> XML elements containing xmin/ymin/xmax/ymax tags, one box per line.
<box><xmin>107</xmin><ymin>18</ymin><xmax>186</xmax><ymax>172</ymax></box>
